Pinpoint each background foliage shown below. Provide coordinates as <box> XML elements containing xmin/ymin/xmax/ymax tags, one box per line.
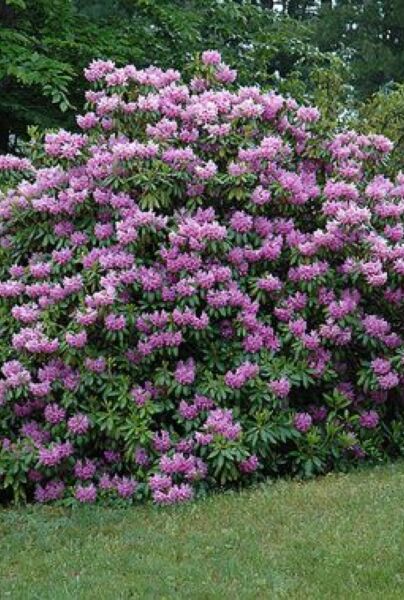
<box><xmin>1</xmin><ymin>0</ymin><xmax>403</xmax><ymax>165</ymax></box>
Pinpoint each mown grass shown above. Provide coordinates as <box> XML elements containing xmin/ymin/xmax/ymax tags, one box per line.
<box><xmin>1</xmin><ymin>462</ymin><xmax>404</xmax><ymax>599</ymax></box>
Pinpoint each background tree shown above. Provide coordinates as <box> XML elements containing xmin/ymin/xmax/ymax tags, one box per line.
<box><xmin>1</xmin><ymin>0</ymin><xmax>350</xmax><ymax>152</ymax></box>
<box><xmin>0</xmin><ymin>0</ymin><xmax>76</xmax><ymax>151</ymax></box>
<box><xmin>315</xmin><ymin>0</ymin><xmax>404</xmax><ymax>98</ymax></box>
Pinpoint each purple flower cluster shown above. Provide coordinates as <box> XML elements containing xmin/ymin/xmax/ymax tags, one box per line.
<box><xmin>38</xmin><ymin>442</ymin><xmax>73</xmax><ymax>467</ymax></box>
<box><xmin>204</xmin><ymin>409</ymin><xmax>242</xmax><ymax>440</ymax></box>
<box><xmin>239</xmin><ymin>455</ymin><xmax>259</xmax><ymax>474</ymax></box>
<box><xmin>293</xmin><ymin>413</ymin><xmax>313</xmax><ymax>433</ymax></box>
<box><xmin>224</xmin><ymin>362</ymin><xmax>259</xmax><ymax>389</ymax></box>
<box><xmin>268</xmin><ymin>378</ymin><xmax>291</xmax><ymax>398</ymax></box>
<box><xmin>175</xmin><ymin>358</ymin><xmax>196</xmax><ymax>385</ymax></box>
<box><xmin>359</xmin><ymin>411</ymin><xmax>380</xmax><ymax>429</ymax></box>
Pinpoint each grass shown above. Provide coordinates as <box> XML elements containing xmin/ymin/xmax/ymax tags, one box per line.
<box><xmin>1</xmin><ymin>463</ymin><xmax>404</xmax><ymax>599</ymax></box>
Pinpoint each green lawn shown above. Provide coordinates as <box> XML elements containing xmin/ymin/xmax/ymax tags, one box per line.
<box><xmin>1</xmin><ymin>463</ymin><xmax>404</xmax><ymax>600</ymax></box>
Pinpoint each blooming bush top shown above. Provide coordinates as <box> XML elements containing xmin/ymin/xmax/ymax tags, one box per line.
<box><xmin>0</xmin><ymin>51</ymin><xmax>403</xmax><ymax>505</ymax></box>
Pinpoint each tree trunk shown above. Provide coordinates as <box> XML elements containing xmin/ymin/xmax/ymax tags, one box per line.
<box><xmin>0</xmin><ymin>1</ymin><xmax>16</xmax><ymax>153</ymax></box>
<box><xmin>0</xmin><ymin>120</ymin><xmax>9</xmax><ymax>154</ymax></box>
<box><xmin>0</xmin><ymin>0</ymin><xmax>16</xmax><ymax>25</ymax></box>
<box><xmin>288</xmin><ymin>0</ymin><xmax>301</xmax><ymax>17</ymax></box>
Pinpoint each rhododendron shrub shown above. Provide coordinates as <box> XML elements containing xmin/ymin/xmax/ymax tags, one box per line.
<box><xmin>0</xmin><ymin>52</ymin><xmax>403</xmax><ymax>505</ymax></box>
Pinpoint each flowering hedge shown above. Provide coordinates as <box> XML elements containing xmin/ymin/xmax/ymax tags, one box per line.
<box><xmin>0</xmin><ymin>51</ymin><xmax>403</xmax><ymax>505</ymax></box>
